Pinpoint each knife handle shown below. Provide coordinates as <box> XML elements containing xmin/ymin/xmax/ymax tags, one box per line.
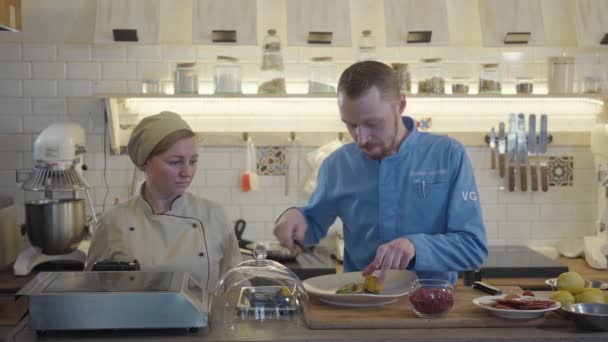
<box><xmin>530</xmin><ymin>165</ymin><xmax>538</xmax><ymax>192</ymax></box>
<box><xmin>541</xmin><ymin>165</ymin><xmax>549</xmax><ymax>192</ymax></box>
<box><xmin>499</xmin><ymin>154</ymin><xmax>505</xmax><ymax>178</ymax></box>
<box><xmin>520</xmin><ymin>165</ymin><xmax>527</xmax><ymax>192</ymax></box>
<box><xmin>490</xmin><ymin>149</ymin><xmax>496</xmax><ymax>170</ymax></box>
<box><xmin>508</xmin><ymin>165</ymin><xmax>516</xmax><ymax>192</ymax></box>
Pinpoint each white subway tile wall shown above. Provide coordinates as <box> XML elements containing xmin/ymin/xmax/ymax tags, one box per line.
<box><xmin>0</xmin><ymin>40</ymin><xmax>601</xmax><ymax>250</ymax></box>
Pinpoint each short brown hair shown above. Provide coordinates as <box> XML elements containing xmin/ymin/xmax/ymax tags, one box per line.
<box><xmin>147</xmin><ymin>129</ymin><xmax>196</xmax><ymax>160</ymax></box>
<box><xmin>337</xmin><ymin>61</ymin><xmax>400</xmax><ymax>101</ymax></box>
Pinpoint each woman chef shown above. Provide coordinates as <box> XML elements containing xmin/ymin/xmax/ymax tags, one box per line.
<box><xmin>85</xmin><ymin>111</ymin><xmax>241</xmax><ymax>291</ymax></box>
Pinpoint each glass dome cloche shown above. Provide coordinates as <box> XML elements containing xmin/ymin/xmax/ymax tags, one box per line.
<box><xmin>209</xmin><ymin>243</ymin><xmax>308</xmax><ymax>326</ymax></box>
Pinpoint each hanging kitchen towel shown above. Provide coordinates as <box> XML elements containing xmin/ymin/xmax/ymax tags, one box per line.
<box><xmin>248</xmin><ymin>138</ymin><xmax>259</xmax><ymax>191</ymax></box>
<box><xmin>301</xmin><ymin>138</ymin><xmax>344</xmax><ymax>196</ymax></box>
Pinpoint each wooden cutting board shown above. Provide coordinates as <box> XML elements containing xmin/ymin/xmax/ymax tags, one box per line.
<box><xmin>304</xmin><ymin>286</ymin><xmax>569</xmax><ymax>329</ymax></box>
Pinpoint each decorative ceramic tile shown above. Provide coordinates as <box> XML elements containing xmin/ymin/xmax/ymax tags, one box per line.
<box><xmin>416</xmin><ymin>117</ymin><xmax>432</xmax><ymax>131</ymax></box>
<box><xmin>256</xmin><ymin>146</ymin><xmax>287</xmax><ymax>176</ymax></box>
<box><xmin>548</xmin><ymin>156</ymin><xmax>573</xmax><ymax>187</ymax></box>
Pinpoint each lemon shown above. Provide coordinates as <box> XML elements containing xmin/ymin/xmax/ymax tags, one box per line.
<box><xmin>575</xmin><ymin>290</ymin><xmax>605</xmax><ymax>304</ymax></box>
<box><xmin>556</xmin><ymin>272</ymin><xmax>585</xmax><ymax>294</ymax></box>
<box><xmin>550</xmin><ymin>290</ymin><xmax>575</xmax><ymax>306</ymax></box>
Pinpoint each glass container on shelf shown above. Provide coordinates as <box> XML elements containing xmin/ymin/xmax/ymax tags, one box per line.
<box><xmin>479</xmin><ymin>63</ymin><xmax>502</xmax><ymax>94</ymax></box>
<box><xmin>357</xmin><ymin>30</ymin><xmax>376</xmax><ymax>61</ymax></box>
<box><xmin>215</xmin><ymin>56</ymin><xmax>242</xmax><ymax>95</ymax></box>
<box><xmin>391</xmin><ymin>63</ymin><xmax>411</xmax><ymax>93</ymax></box>
<box><xmin>515</xmin><ymin>77</ymin><xmax>534</xmax><ymax>94</ymax></box>
<box><xmin>258</xmin><ymin>29</ymin><xmax>286</xmax><ymax>95</ymax></box>
<box><xmin>174</xmin><ymin>63</ymin><xmax>199</xmax><ymax>94</ymax></box>
<box><xmin>308</xmin><ymin>57</ymin><xmax>336</xmax><ymax>94</ymax></box>
<box><xmin>547</xmin><ymin>56</ymin><xmax>574</xmax><ymax>94</ymax></box>
<box><xmin>210</xmin><ymin>244</ymin><xmax>308</xmax><ymax>326</ymax></box>
<box><xmin>582</xmin><ymin>56</ymin><xmax>604</xmax><ymax>94</ymax></box>
<box><xmin>450</xmin><ymin>77</ymin><xmax>471</xmax><ymax>95</ymax></box>
<box><xmin>417</xmin><ymin>58</ymin><xmax>444</xmax><ymax>94</ymax></box>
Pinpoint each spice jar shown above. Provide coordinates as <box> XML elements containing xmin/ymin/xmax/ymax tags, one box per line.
<box><xmin>417</xmin><ymin>58</ymin><xmax>444</xmax><ymax>94</ymax></box>
<box><xmin>215</xmin><ymin>56</ymin><xmax>242</xmax><ymax>94</ymax></box>
<box><xmin>258</xmin><ymin>29</ymin><xmax>286</xmax><ymax>95</ymax></box>
<box><xmin>391</xmin><ymin>63</ymin><xmax>411</xmax><ymax>93</ymax></box>
<box><xmin>357</xmin><ymin>30</ymin><xmax>376</xmax><ymax>61</ymax></box>
<box><xmin>174</xmin><ymin>63</ymin><xmax>199</xmax><ymax>94</ymax></box>
<box><xmin>547</xmin><ymin>56</ymin><xmax>574</xmax><ymax>94</ymax></box>
<box><xmin>515</xmin><ymin>77</ymin><xmax>534</xmax><ymax>94</ymax></box>
<box><xmin>308</xmin><ymin>57</ymin><xmax>336</xmax><ymax>94</ymax></box>
<box><xmin>479</xmin><ymin>63</ymin><xmax>502</xmax><ymax>94</ymax></box>
<box><xmin>450</xmin><ymin>77</ymin><xmax>471</xmax><ymax>95</ymax></box>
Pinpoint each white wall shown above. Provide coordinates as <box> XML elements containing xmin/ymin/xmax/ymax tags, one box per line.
<box><xmin>0</xmin><ymin>0</ymin><xmax>605</xmax><ymax>249</ymax></box>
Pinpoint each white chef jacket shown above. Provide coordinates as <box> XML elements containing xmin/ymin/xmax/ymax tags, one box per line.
<box><xmin>85</xmin><ymin>191</ymin><xmax>242</xmax><ymax>291</ymax></box>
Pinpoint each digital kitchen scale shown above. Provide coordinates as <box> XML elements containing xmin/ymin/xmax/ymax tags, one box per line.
<box><xmin>18</xmin><ymin>271</ymin><xmax>208</xmax><ymax>332</ymax></box>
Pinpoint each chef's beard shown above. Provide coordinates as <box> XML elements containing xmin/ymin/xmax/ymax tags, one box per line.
<box><xmin>360</xmin><ymin>115</ymin><xmax>399</xmax><ymax>160</ymax></box>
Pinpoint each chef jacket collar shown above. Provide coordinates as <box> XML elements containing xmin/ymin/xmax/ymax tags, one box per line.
<box><xmin>139</xmin><ymin>182</ymin><xmax>186</xmax><ymax>216</ymax></box>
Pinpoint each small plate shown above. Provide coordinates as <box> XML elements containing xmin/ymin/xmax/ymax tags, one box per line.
<box><xmin>545</xmin><ymin>278</ymin><xmax>608</xmax><ymax>291</ymax></box>
<box><xmin>303</xmin><ymin>270</ymin><xmax>417</xmax><ymax>307</ymax></box>
<box><xmin>473</xmin><ymin>295</ymin><xmax>561</xmax><ymax>319</ymax></box>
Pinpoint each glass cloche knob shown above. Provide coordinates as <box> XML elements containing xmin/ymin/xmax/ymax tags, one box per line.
<box><xmin>253</xmin><ymin>243</ymin><xmax>268</xmax><ymax>264</ymax></box>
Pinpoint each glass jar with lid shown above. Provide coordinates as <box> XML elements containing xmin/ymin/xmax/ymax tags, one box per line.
<box><xmin>174</xmin><ymin>63</ymin><xmax>199</xmax><ymax>94</ymax></box>
<box><xmin>391</xmin><ymin>63</ymin><xmax>411</xmax><ymax>93</ymax></box>
<box><xmin>417</xmin><ymin>58</ymin><xmax>444</xmax><ymax>94</ymax></box>
<box><xmin>479</xmin><ymin>63</ymin><xmax>502</xmax><ymax>94</ymax></box>
<box><xmin>515</xmin><ymin>77</ymin><xmax>534</xmax><ymax>94</ymax></box>
<box><xmin>258</xmin><ymin>29</ymin><xmax>286</xmax><ymax>95</ymax></box>
<box><xmin>210</xmin><ymin>244</ymin><xmax>308</xmax><ymax>326</ymax></box>
<box><xmin>547</xmin><ymin>56</ymin><xmax>574</xmax><ymax>94</ymax></box>
<box><xmin>215</xmin><ymin>56</ymin><xmax>242</xmax><ymax>95</ymax></box>
<box><xmin>450</xmin><ymin>77</ymin><xmax>472</xmax><ymax>95</ymax></box>
<box><xmin>357</xmin><ymin>30</ymin><xmax>376</xmax><ymax>61</ymax></box>
<box><xmin>308</xmin><ymin>57</ymin><xmax>336</xmax><ymax>94</ymax></box>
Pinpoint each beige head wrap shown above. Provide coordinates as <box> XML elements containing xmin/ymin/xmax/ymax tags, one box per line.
<box><xmin>127</xmin><ymin>111</ymin><xmax>193</xmax><ymax>169</ymax></box>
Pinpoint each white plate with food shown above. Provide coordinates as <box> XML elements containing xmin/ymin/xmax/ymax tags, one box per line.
<box><xmin>473</xmin><ymin>294</ymin><xmax>561</xmax><ymax>319</ymax></box>
<box><xmin>303</xmin><ymin>270</ymin><xmax>417</xmax><ymax>307</ymax></box>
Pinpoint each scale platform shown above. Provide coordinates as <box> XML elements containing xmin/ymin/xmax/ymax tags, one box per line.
<box><xmin>18</xmin><ymin>271</ymin><xmax>208</xmax><ymax>332</ymax></box>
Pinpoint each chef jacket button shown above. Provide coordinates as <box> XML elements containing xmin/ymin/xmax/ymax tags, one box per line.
<box><xmin>199</xmin><ymin>252</ymin><xmax>205</xmax><ymax>257</ymax></box>
<box><xmin>192</xmin><ymin>223</ymin><xmax>197</xmax><ymax>228</ymax></box>
<box><xmin>129</xmin><ymin>226</ymin><xmax>135</xmax><ymax>231</ymax></box>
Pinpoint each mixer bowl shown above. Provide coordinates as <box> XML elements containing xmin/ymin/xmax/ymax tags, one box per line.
<box><xmin>24</xmin><ymin>199</ymin><xmax>86</xmax><ymax>255</ymax></box>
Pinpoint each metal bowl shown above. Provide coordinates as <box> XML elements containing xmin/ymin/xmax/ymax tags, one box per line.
<box><xmin>24</xmin><ymin>199</ymin><xmax>86</xmax><ymax>255</ymax></box>
<box><xmin>545</xmin><ymin>278</ymin><xmax>608</xmax><ymax>291</ymax></box>
<box><xmin>562</xmin><ymin>303</ymin><xmax>608</xmax><ymax>331</ymax></box>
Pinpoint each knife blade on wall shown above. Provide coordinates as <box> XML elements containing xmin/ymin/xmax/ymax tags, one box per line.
<box><xmin>507</xmin><ymin>113</ymin><xmax>517</xmax><ymax>192</ymax></box>
<box><xmin>498</xmin><ymin>122</ymin><xmax>506</xmax><ymax>178</ymax></box>
<box><xmin>528</xmin><ymin>114</ymin><xmax>538</xmax><ymax>191</ymax></box>
<box><xmin>539</xmin><ymin>114</ymin><xmax>549</xmax><ymax>192</ymax></box>
<box><xmin>517</xmin><ymin>114</ymin><xmax>528</xmax><ymax>192</ymax></box>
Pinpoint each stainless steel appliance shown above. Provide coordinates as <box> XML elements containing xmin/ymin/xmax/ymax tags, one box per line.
<box><xmin>14</xmin><ymin>123</ymin><xmax>96</xmax><ymax>275</ymax></box>
<box><xmin>18</xmin><ymin>271</ymin><xmax>208</xmax><ymax>332</ymax></box>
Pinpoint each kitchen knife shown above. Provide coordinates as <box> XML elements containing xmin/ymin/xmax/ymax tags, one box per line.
<box><xmin>528</xmin><ymin>114</ymin><xmax>538</xmax><ymax>191</ymax></box>
<box><xmin>489</xmin><ymin>127</ymin><xmax>497</xmax><ymax>170</ymax></box>
<box><xmin>498</xmin><ymin>122</ymin><xmax>506</xmax><ymax>178</ymax></box>
<box><xmin>507</xmin><ymin>113</ymin><xmax>517</xmax><ymax>192</ymax></box>
<box><xmin>539</xmin><ymin>114</ymin><xmax>549</xmax><ymax>192</ymax></box>
<box><xmin>517</xmin><ymin>114</ymin><xmax>528</xmax><ymax>192</ymax></box>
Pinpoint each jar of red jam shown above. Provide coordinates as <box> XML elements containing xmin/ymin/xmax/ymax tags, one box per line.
<box><xmin>409</xmin><ymin>279</ymin><xmax>455</xmax><ymax>318</ymax></box>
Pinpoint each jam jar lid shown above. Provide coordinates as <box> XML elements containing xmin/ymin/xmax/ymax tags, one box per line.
<box><xmin>209</xmin><ymin>243</ymin><xmax>308</xmax><ymax>326</ymax></box>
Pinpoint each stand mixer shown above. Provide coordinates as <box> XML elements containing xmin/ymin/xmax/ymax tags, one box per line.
<box><xmin>584</xmin><ymin>123</ymin><xmax>608</xmax><ymax>269</ymax></box>
<box><xmin>13</xmin><ymin>123</ymin><xmax>97</xmax><ymax>276</ymax></box>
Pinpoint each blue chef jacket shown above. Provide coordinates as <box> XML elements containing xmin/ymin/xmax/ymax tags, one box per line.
<box><xmin>301</xmin><ymin>116</ymin><xmax>487</xmax><ymax>284</ymax></box>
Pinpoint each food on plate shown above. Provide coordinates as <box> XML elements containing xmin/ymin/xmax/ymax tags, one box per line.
<box><xmin>482</xmin><ymin>297</ymin><xmax>556</xmax><ymax>310</ymax></box>
<box><xmin>550</xmin><ymin>290</ymin><xmax>575</xmax><ymax>306</ymax></box>
<box><xmin>556</xmin><ymin>271</ymin><xmax>585</xmax><ymax>294</ymax></box>
<box><xmin>335</xmin><ymin>276</ymin><xmax>382</xmax><ymax>294</ymax></box>
<box><xmin>409</xmin><ymin>287</ymin><xmax>454</xmax><ymax>315</ymax></box>
<box><xmin>522</xmin><ymin>290</ymin><xmax>534</xmax><ymax>297</ymax></box>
